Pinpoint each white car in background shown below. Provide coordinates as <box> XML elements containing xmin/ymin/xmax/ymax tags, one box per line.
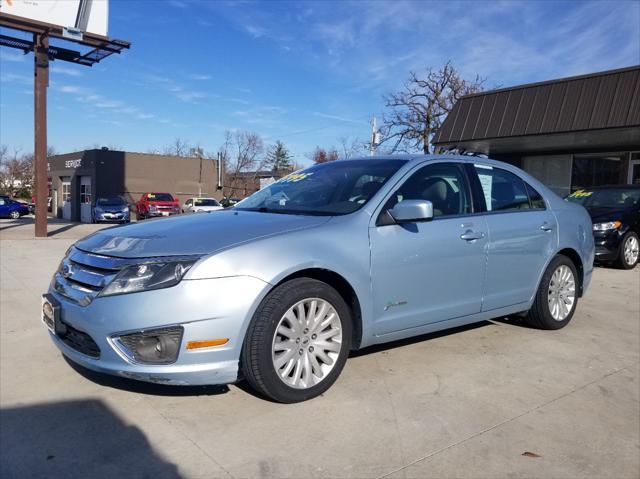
<box><xmin>183</xmin><ymin>197</ymin><xmax>224</xmax><ymax>213</ymax></box>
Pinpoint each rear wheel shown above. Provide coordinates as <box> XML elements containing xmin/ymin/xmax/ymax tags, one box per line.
<box><xmin>616</xmin><ymin>232</ymin><xmax>639</xmax><ymax>269</ymax></box>
<box><xmin>524</xmin><ymin>254</ymin><xmax>578</xmax><ymax>330</ymax></box>
<box><xmin>241</xmin><ymin>278</ymin><xmax>352</xmax><ymax>403</ymax></box>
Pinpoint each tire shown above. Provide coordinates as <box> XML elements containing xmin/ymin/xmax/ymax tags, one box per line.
<box><xmin>241</xmin><ymin>278</ymin><xmax>352</xmax><ymax>403</ymax></box>
<box><xmin>616</xmin><ymin>232</ymin><xmax>639</xmax><ymax>270</ymax></box>
<box><xmin>524</xmin><ymin>254</ymin><xmax>579</xmax><ymax>330</ymax></box>
<box><xmin>10</xmin><ymin>210</ymin><xmax>20</xmax><ymax>219</ymax></box>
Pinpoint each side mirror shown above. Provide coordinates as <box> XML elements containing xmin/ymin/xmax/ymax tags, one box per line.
<box><xmin>389</xmin><ymin>200</ymin><xmax>434</xmax><ymax>223</ymax></box>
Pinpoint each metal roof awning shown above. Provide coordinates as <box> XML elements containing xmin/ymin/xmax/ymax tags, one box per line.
<box><xmin>433</xmin><ymin>65</ymin><xmax>640</xmax><ymax>154</ymax></box>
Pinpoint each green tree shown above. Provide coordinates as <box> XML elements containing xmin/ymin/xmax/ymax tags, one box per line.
<box><xmin>266</xmin><ymin>140</ymin><xmax>292</xmax><ymax>171</ymax></box>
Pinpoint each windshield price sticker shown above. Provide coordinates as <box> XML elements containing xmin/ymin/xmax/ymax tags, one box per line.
<box><xmin>569</xmin><ymin>190</ymin><xmax>593</xmax><ymax>198</ymax></box>
<box><xmin>280</xmin><ymin>172</ymin><xmax>314</xmax><ymax>183</ymax></box>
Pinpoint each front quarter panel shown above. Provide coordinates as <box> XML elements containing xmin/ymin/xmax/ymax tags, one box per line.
<box><xmin>187</xmin><ymin>213</ymin><xmax>375</xmax><ymax>347</ymax></box>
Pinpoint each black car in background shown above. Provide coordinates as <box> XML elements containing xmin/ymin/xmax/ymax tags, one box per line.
<box><xmin>567</xmin><ymin>185</ymin><xmax>640</xmax><ymax>269</ymax></box>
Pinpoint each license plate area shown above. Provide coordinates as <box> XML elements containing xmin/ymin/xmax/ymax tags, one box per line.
<box><xmin>42</xmin><ymin>294</ymin><xmax>63</xmax><ymax>334</ymax></box>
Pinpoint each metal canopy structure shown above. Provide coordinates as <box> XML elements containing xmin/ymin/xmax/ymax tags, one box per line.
<box><xmin>0</xmin><ymin>11</ymin><xmax>130</xmax><ymax>236</ymax></box>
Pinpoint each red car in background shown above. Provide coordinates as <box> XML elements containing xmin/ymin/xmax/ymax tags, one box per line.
<box><xmin>136</xmin><ymin>193</ymin><xmax>181</xmax><ymax>220</ymax></box>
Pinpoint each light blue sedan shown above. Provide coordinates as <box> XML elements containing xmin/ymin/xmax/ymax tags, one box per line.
<box><xmin>43</xmin><ymin>155</ymin><xmax>594</xmax><ymax>402</ymax></box>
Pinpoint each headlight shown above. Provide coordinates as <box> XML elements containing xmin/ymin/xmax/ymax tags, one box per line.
<box><xmin>593</xmin><ymin>221</ymin><xmax>621</xmax><ymax>231</ymax></box>
<box><xmin>100</xmin><ymin>259</ymin><xmax>197</xmax><ymax>296</ymax></box>
<box><xmin>149</xmin><ymin>205</ymin><xmax>157</xmax><ymax>212</ymax></box>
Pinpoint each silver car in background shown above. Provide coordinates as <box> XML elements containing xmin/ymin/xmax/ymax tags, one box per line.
<box><xmin>43</xmin><ymin>155</ymin><xmax>594</xmax><ymax>402</ymax></box>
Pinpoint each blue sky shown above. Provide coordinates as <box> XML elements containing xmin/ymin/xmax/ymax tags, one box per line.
<box><xmin>1</xmin><ymin>0</ymin><xmax>639</xmax><ymax>165</ymax></box>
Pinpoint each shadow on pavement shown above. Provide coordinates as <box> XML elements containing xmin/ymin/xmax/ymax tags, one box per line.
<box><xmin>0</xmin><ymin>399</ymin><xmax>181</xmax><ymax>479</ymax></box>
<box><xmin>349</xmin><ymin>320</ymin><xmax>494</xmax><ymax>357</ymax></box>
<box><xmin>64</xmin><ymin>356</ymin><xmax>229</xmax><ymax>397</ymax></box>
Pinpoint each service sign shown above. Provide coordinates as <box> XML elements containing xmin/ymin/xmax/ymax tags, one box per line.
<box><xmin>0</xmin><ymin>0</ymin><xmax>109</xmax><ymax>37</ymax></box>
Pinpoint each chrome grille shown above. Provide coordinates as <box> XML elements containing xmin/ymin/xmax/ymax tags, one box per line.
<box><xmin>53</xmin><ymin>248</ymin><xmax>128</xmax><ymax>305</ymax></box>
<box><xmin>51</xmin><ymin>247</ymin><xmax>201</xmax><ymax>306</ymax></box>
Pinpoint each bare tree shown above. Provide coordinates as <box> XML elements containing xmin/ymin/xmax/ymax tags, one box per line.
<box><xmin>162</xmin><ymin>138</ymin><xmax>192</xmax><ymax>157</ymax></box>
<box><xmin>309</xmin><ymin>146</ymin><xmax>339</xmax><ymax>164</ymax></box>
<box><xmin>220</xmin><ymin>130</ymin><xmax>266</xmax><ymax>197</ymax></box>
<box><xmin>0</xmin><ymin>146</ymin><xmax>35</xmax><ymax>197</ymax></box>
<box><xmin>337</xmin><ymin>136</ymin><xmax>366</xmax><ymax>160</ymax></box>
<box><xmin>381</xmin><ymin>61</ymin><xmax>484</xmax><ymax>154</ymax></box>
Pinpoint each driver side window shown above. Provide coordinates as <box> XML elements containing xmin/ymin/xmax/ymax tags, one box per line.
<box><xmin>385</xmin><ymin>163</ymin><xmax>471</xmax><ymax>217</ymax></box>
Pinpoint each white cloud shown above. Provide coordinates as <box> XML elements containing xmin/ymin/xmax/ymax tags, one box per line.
<box><xmin>189</xmin><ymin>74</ymin><xmax>212</xmax><ymax>81</ymax></box>
<box><xmin>312</xmin><ymin>112</ymin><xmax>368</xmax><ymax>125</ymax></box>
<box><xmin>0</xmin><ymin>50</ymin><xmax>27</xmax><ymax>63</ymax></box>
<box><xmin>50</xmin><ymin>64</ymin><xmax>84</xmax><ymax>77</ymax></box>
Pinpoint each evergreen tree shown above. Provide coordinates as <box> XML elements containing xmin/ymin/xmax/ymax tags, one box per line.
<box><xmin>266</xmin><ymin>140</ymin><xmax>292</xmax><ymax>171</ymax></box>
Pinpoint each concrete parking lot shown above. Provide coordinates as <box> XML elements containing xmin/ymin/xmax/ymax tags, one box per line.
<box><xmin>1</xmin><ymin>219</ymin><xmax>639</xmax><ymax>479</ymax></box>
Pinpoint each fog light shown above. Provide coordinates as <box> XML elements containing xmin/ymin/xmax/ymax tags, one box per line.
<box><xmin>115</xmin><ymin>326</ymin><xmax>183</xmax><ymax>364</ymax></box>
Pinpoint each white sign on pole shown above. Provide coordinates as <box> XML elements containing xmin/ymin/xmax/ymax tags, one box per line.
<box><xmin>0</xmin><ymin>0</ymin><xmax>109</xmax><ymax>36</ymax></box>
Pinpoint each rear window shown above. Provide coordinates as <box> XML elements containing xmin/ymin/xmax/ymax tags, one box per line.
<box><xmin>194</xmin><ymin>198</ymin><xmax>220</xmax><ymax>207</ymax></box>
<box><xmin>148</xmin><ymin>193</ymin><xmax>174</xmax><ymax>201</ymax></box>
<box><xmin>474</xmin><ymin>165</ymin><xmax>530</xmax><ymax>211</ymax></box>
<box><xmin>525</xmin><ymin>183</ymin><xmax>546</xmax><ymax>209</ymax></box>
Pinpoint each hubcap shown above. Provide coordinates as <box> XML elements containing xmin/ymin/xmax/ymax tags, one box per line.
<box><xmin>624</xmin><ymin>236</ymin><xmax>639</xmax><ymax>266</ymax></box>
<box><xmin>547</xmin><ymin>265</ymin><xmax>576</xmax><ymax>321</ymax></box>
<box><xmin>271</xmin><ymin>298</ymin><xmax>342</xmax><ymax>389</ymax></box>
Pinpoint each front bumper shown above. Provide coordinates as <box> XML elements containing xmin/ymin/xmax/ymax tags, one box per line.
<box><xmin>44</xmin><ymin>275</ymin><xmax>270</xmax><ymax>386</ymax></box>
<box><xmin>593</xmin><ymin>230</ymin><xmax>622</xmax><ymax>262</ymax></box>
<box><xmin>147</xmin><ymin>209</ymin><xmax>180</xmax><ymax>217</ymax></box>
<box><xmin>95</xmin><ymin>211</ymin><xmax>130</xmax><ymax>222</ymax></box>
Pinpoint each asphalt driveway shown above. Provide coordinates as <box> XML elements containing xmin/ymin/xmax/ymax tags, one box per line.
<box><xmin>1</xmin><ymin>219</ymin><xmax>638</xmax><ymax>478</ymax></box>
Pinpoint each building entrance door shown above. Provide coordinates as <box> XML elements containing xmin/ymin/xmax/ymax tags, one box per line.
<box><xmin>80</xmin><ymin>176</ymin><xmax>92</xmax><ymax>223</ymax></box>
<box><xmin>61</xmin><ymin>177</ymin><xmax>71</xmax><ymax>220</ymax></box>
<box><xmin>629</xmin><ymin>153</ymin><xmax>640</xmax><ymax>185</ymax></box>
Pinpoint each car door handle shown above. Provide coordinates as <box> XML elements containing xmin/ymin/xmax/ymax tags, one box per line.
<box><xmin>460</xmin><ymin>230</ymin><xmax>485</xmax><ymax>241</ymax></box>
<box><xmin>540</xmin><ymin>223</ymin><xmax>554</xmax><ymax>232</ymax></box>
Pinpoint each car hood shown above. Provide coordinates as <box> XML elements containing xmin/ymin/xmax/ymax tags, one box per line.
<box><xmin>584</xmin><ymin>206</ymin><xmax>636</xmax><ymax>223</ymax></box>
<box><xmin>75</xmin><ymin>210</ymin><xmax>331</xmax><ymax>258</ymax></box>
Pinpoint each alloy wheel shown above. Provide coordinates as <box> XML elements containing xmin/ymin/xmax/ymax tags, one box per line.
<box><xmin>624</xmin><ymin>236</ymin><xmax>639</xmax><ymax>267</ymax></box>
<box><xmin>547</xmin><ymin>265</ymin><xmax>576</xmax><ymax>321</ymax></box>
<box><xmin>271</xmin><ymin>298</ymin><xmax>342</xmax><ymax>389</ymax></box>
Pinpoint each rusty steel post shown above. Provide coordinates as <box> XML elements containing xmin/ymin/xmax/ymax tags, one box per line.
<box><xmin>34</xmin><ymin>32</ymin><xmax>49</xmax><ymax>237</ymax></box>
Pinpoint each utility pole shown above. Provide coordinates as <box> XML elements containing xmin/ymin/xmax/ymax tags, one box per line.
<box><xmin>369</xmin><ymin>116</ymin><xmax>380</xmax><ymax>156</ymax></box>
<box><xmin>34</xmin><ymin>32</ymin><xmax>49</xmax><ymax>237</ymax></box>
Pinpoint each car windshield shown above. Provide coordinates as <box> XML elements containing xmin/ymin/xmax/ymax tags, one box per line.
<box><xmin>235</xmin><ymin>159</ymin><xmax>407</xmax><ymax>216</ymax></box>
<box><xmin>566</xmin><ymin>188</ymin><xmax>640</xmax><ymax>209</ymax></box>
<box><xmin>148</xmin><ymin>193</ymin><xmax>174</xmax><ymax>201</ymax></box>
<box><xmin>194</xmin><ymin>198</ymin><xmax>220</xmax><ymax>206</ymax></box>
<box><xmin>96</xmin><ymin>196</ymin><xmax>125</xmax><ymax>206</ymax></box>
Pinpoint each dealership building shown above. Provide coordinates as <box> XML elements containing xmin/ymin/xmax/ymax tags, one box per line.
<box><xmin>433</xmin><ymin>65</ymin><xmax>640</xmax><ymax>196</ymax></box>
<box><xmin>48</xmin><ymin>149</ymin><xmax>223</xmax><ymax>222</ymax></box>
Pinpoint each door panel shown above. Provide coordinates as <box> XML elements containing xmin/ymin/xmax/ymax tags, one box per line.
<box><xmin>369</xmin><ymin>162</ymin><xmax>487</xmax><ymax>336</ymax></box>
<box><xmin>482</xmin><ymin>210</ymin><xmax>557</xmax><ymax>310</ymax></box>
<box><xmin>80</xmin><ymin>176</ymin><xmax>92</xmax><ymax>223</ymax></box>
<box><xmin>370</xmin><ymin>217</ymin><xmax>488</xmax><ymax>335</ymax></box>
<box><xmin>470</xmin><ymin>164</ymin><xmax>558</xmax><ymax>311</ymax></box>
<box><xmin>61</xmin><ymin>177</ymin><xmax>71</xmax><ymax>220</ymax></box>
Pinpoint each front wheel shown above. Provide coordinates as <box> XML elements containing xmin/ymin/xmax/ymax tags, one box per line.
<box><xmin>241</xmin><ymin>278</ymin><xmax>352</xmax><ymax>403</ymax></box>
<box><xmin>617</xmin><ymin>232</ymin><xmax>639</xmax><ymax>269</ymax></box>
<box><xmin>524</xmin><ymin>254</ymin><xmax>579</xmax><ymax>330</ymax></box>
<box><xmin>10</xmin><ymin>210</ymin><xmax>20</xmax><ymax>219</ymax></box>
